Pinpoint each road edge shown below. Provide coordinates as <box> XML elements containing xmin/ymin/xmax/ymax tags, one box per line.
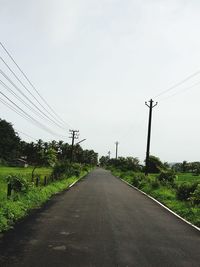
<box><xmin>69</xmin><ymin>172</ymin><xmax>88</xmax><ymax>188</ymax></box>
<box><xmin>117</xmin><ymin>176</ymin><xmax>200</xmax><ymax>232</ymax></box>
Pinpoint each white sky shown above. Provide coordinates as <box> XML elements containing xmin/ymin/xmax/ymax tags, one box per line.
<box><xmin>1</xmin><ymin>0</ymin><xmax>200</xmax><ymax>163</ymax></box>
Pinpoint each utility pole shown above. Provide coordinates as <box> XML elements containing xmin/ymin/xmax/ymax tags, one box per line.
<box><xmin>108</xmin><ymin>151</ymin><xmax>111</xmax><ymax>159</ymax></box>
<box><xmin>69</xmin><ymin>130</ymin><xmax>79</xmax><ymax>163</ymax></box>
<box><xmin>145</xmin><ymin>99</ymin><xmax>158</xmax><ymax>175</ymax></box>
<box><xmin>115</xmin><ymin>141</ymin><xmax>119</xmax><ymax>159</ymax></box>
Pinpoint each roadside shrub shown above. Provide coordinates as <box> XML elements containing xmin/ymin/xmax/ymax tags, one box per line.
<box><xmin>82</xmin><ymin>164</ymin><xmax>90</xmax><ymax>173</ymax></box>
<box><xmin>52</xmin><ymin>162</ymin><xmax>69</xmax><ymax>178</ymax></box>
<box><xmin>157</xmin><ymin>171</ymin><xmax>176</xmax><ymax>185</ymax></box>
<box><xmin>5</xmin><ymin>175</ymin><xmax>30</xmax><ymax>193</ymax></box>
<box><xmin>120</xmin><ymin>171</ymin><xmax>134</xmax><ymax>180</ymax></box>
<box><xmin>176</xmin><ymin>182</ymin><xmax>198</xmax><ymax>201</ymax></box>
<box><xmin>131</xmin><ymin>173</ymin><xmax>146</xmax><ymax>188</ymax></box>
<box><xmin>71</xmin><ymin>163</ymin><xmax>81</xmax><ymax>177</ymax></box>
<box><xmin>190</xmin><ymin>184</ymin><xmax>200</xmax><ymax>205</ymax></box>
<box><xmin>52</xmin><ymin>162</ymin><xmax>82</xmax><ymax>179</ymax></box>
<box><xmin>151</xmin><ymin>179</ymin><xmax>160</xmax><ymax>189</ymax></box>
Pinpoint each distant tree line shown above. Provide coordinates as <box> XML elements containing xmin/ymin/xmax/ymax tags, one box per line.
<box><xmin>172</xmin><ymin>161</ymin><xmax>200</xmax><ymax>175</ymax></box>
<box><xmin>0</xmin><ymin>119</ymin><xmax>98</xmax><ymax>166</ymax></box>
<box><xmin>99</xmin><ymin>155</ymin><xmax>168</xmax><ymax>173</ymax></box>
<box><xmin>100</xmin><ymin>153</ymin><xmax>200</xmax><ymax>175</ymax></box>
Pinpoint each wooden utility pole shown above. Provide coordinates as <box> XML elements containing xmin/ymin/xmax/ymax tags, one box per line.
<box><xmin>145</xmin><ymin>99</ymin><xmax>157</xmax><ymax>175</ymax></box>
<box><xmin>69</xmin><ymin>130</ymin><xmax>79</xmax><ymax>163</ymax></box>
<box><xmin>115</xmin><ymin>141</ymin><xmax>119</xmax><ymax>159</ymax></box>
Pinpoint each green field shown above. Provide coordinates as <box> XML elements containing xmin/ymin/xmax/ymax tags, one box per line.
<box><xmin>0</xmin><ymin>166</ymin><xmax>52</xmax><ymax>201</ymax></box>
<box><xmin>176</xmin><ymin>172</ymin><xmax>200</xmax><ymax>184</ymax></box>
<box><xmin>0</xmin><ymin>165</ymin><xmax>91</xmax><ymax>232</ymax></box>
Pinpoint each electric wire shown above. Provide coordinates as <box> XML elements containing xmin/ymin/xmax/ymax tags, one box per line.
<box><xmin>15</xmin><ymin>130</ymin><xmax>37</xmax><ymax>141</ymax></box>
<box><xmin>0</xmin><ymin>56</ymin><xmax>68</xmax><ymax>130</ymax></box>
<box><xmin>0</xmin><ymin>90</ymin><xmax>66</xmax><ymax>138</ymax></box>
<box><xmin>0</xmin><ymin>68</ymin><xmax>67</xmax><ymax>130</ymax></box>
<box><xmin>0</xmin><ymin>78</ymin><xmax>68</xmax><ymax>130</ymax></box>
<box><xmin>0</xmin><ymin>42</ymin><xmax>71</xmax><ymax>128</ymax></box>
<box><xmin>154</xmin><ymin>70</ymin><xmax>200</xmax><ymax>99</ymax></box>
<box><xmin>159</xmin><ymin>80</ymin><xmax>200</xmax><ymax>102</ymax></box>
<box><xmin>0</xmin><ymin>95</ymin><xmax>33</xmax><ymax>122</ymax></box>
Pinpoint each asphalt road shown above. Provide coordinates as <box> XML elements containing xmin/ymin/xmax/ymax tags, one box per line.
<box><xmin>0</xmin><ymin>168</ymin><xmax>200</xmax><ymax>267</ymax></box>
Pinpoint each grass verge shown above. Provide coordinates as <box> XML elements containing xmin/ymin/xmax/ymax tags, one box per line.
<box><xmin>110</xmin><ymin>168</ymin><xmax>200</xmax><ymax>228</ymax></box>
<box><xmin>0</xmin><ymin>170</ymin><xmax>89</xmax><ymax>233</ymax></box>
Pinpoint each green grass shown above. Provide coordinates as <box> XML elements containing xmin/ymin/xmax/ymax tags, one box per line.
<box><xmin>110</xmin><ymin>168</ymin><xmax>200</xmax><ymax>228</ymax></box>
<box><xmin>175</xmin><ymin>172</ymin><xmax>200</xmax><ymax>184</ymax></box>
<box><xmin>0</xmin><ymin>166</ymin><xmax>52</xmax><ymax>201</ymax></box>
<box><xmin>0</xmin><ymin>169</ymin><xmax>90</xmax><ymax>232</ymax></box>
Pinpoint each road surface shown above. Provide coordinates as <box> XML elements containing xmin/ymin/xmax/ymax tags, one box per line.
<box><xmin>0</xmin><ymin>168</ymin><xmax>200</xmax><ymax>267</ymax></box>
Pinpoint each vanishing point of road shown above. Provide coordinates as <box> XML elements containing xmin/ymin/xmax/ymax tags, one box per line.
<box><xmin>0</xmin><ymin>168</ymin><xmax>200</xmax><ymax>267</ymax></box>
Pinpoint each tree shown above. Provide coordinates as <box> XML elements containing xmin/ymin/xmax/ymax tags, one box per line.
<box><xmin>40</xmin><ymin>147</ymin><xmax>57</xmax><ymax>167</ymax></box>
<box><xmin>99</xmin><ymin>156</ymin><xmax>110</xmax><ymax>166</ymax></box>
<box><xmin>182</xmin><ymin>161</ymin><xmax>188</xmax><ymax>173</ymax></box>
<box><xmin>146</xmin><ymin>155</ymin><xmax>166</xmax><ymax>173</ymax></box>
<box><xmin>0</xmin><ymin>119</ymin><xmax>20</xmax><ymax>162</ymax></box>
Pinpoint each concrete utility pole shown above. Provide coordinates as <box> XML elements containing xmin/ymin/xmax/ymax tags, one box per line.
<box><xmin>108</xmin><ymin>151</ymin><xmax>111</xmax><ymax>159</ymax></box>
<box><xmin>69</xmin><ymin>130</ymin><xmax>79</xmax><ymax>163</ymax></box>
<box><xmin>115</xmin><ymin>141</ymin><xmax>119</xmax><ymax>159</ymax></box>
<box><xmin>145</xmin><ymin>99</ymin><xmax>158</xmax><ymax>175</ymax></box>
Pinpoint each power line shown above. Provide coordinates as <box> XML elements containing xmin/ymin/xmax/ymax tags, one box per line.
<box><xmin>159</xmin><ymin>80</ymin><xmax>200</xmax><ymax>102</ymax></box>
<box><xmin>0</xmin><ymin>42</ymin><xmax>71</xmax><ymax>128</ymax></box>
<box><xmin>0</xmin><ymin>95</ymin><xmax>33</xmax><ymax>122</ymax></box>
<box><xmin>154</xmin><ymin>70</ymin><xmax>200</xmax><ymax>99</ymax></box>
<box><xmin>0</xmin><ymin>90</ymin><xmax>66</xmax><ymax>138</ymax></box>
<box><xmin>0</xmin><ymin>56</ymin><xmax>68</xmax><ymax>130</ymax></box>
<box><xmin>0</xmin><ymin>96</ymin><xmax>56</xmax><ymax>138</ymax></box>
<box><xmin>15</xmin><ymin>130</ymin><xmax>37</xmax><ymax>141</ymax></box>
<box><xmin>0</xmin><ymin>68</ymin><xmax>67</xmax><ymax>130</ymax></box>
<box><xmin>0</xmin><ymin>78</ymin><xmax>68</xmax><ymax>131</ymax></box>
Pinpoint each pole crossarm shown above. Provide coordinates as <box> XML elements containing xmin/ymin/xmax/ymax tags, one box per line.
<box><xmin>153</xmin><ymin>102</ymin><xmax>158</xmax><ymax>108</ymax></box>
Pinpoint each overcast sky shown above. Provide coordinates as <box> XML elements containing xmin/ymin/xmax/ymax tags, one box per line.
<box><xmin>1</xmin><ymin>0</ymin><xmax>200</xmax><ymax>163</ymax></box>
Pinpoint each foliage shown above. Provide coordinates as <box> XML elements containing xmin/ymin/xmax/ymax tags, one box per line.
<box><xmin>0</xmin><ymin>119</ymin><xmax>20</xmax><ymax>162</ymax></box>
<box><xmin>5</xmin><ymin>174</ymin><xmax>31</xmax><ymax>193</ymax></box>
<box><xmin>0</xmin><ymin>169</ymin><xmax>89</xmax><ymax>232</ymax></box>
<box><xmin>110</xmin><ymin>167</ymin><xmax>200</xmax><ymax>227</ymax></box>
<box><xmin>146</xmin><ymin>155</ymin><xmax>167</xmax><ymax>173</ymax></box>
<box><xmin>157</xmin><ymin>171</ymin><xmax>176</xmax><ymax>185</ymax></box>
<box><xmin>20</xmin><ymin>139</ymin><xmax>98</xmax><ymax>166</ymax></box>
<box><xmin>190</xmin><ymin>184</ymin><xmax>200</xmax><ymax>205</ymax></box>
<box><xmin>0</xmin><ymin>119</ymin><xmax>98</xmax><ymax>167</ymax></box>
<box><xmin>130</xmin><ymin>173</ymin><xmax>146</xmax><ymax>188</ymax></box>
<box><xmin>176</xmin><ymin>182</ymin><xmax>198</xmax><ymax>201</ymax></box>
<box><xmin>101</xmin><ymin>156</ymin><xmax>141</xmax><ymax>172</ymax></box>
<box><xmin>99</xmin><ymin>156</ymin><xmax>110</xmax><ymax>166</ymax></box>
<box><xmin>150</xmin><ymin>179</ymin><xmax>160</xmax><ymax>189</ymax></box>
<box><xmin>172</xmin><ymin>161</ymin><xmax>200</xmax><ymax>174</ymax></box>
<box><xmin>52</xmin><ymin>161</ymin><xmax>82</xmax><ymax>179</ymax></box>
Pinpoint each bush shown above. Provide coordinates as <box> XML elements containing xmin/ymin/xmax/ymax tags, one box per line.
<box><xmin>190</xmin><ymin>184</ymin><xmax>200</xmax><ymax>205</ymax></box>
<box><xmin>157</xmin><ymin>171</ymin><xmax>176</xmax><ymax>185</ymax></box>
<box><xmin>131</xmin><ymin>173</ymin><xmax>146</xmax><ymax>188</ymax></box>
<box><xmin>176</xmin><ymin>182</ymin><xmax>198</xmax><ymax>201</ymax></box>
<box><xmin>151</xmin><ymin>179</ymin><xmax>160</xmax><ymax>189</ymax></box>
<box><xmin>52</xmin><ymin>162</ymin><xmax>82</xmax><ymax>179</ymax></box>
<box><xmin>5</xmin><ymin>175</ymin><xmax>30</xmax><ymax>193</ymax></box>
